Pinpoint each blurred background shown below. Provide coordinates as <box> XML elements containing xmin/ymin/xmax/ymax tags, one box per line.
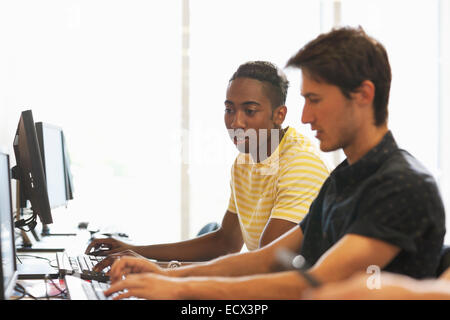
<box><xmin>0</xmin><ymin>0</ymin><xmax>449</xmax><ymax>244</ymax></box>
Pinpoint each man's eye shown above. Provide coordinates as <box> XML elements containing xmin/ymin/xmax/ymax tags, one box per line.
<box><xmin>225</xmin><ymin>108</ymin><xmax>234</xmax><ymax>114</ymax></box>
<box><xmin>245</xmin><ymin>109</ymin><xmax>256</xmax><ymax>115</ymax></box>
<box><xmin>309</xmin><ymin>99</ymin><xmax>320</xmax><ymax>104</ymax></box>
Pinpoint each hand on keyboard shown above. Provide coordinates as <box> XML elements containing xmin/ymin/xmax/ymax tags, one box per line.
<box><xmin>91</xmin><ymin>249</ymin><xmax>146</xmax><ymax>273</ymax></box>
<box><xmin>108</xmin><ymin>256</ymin><xmax>167</xmax><ymax>284</ymax></box>
<box><xmin>56</xmin><ymin>252</ymin><xmax>111</xmax><ymax>282</ymax></box>
<box><xmin>104</xmin><ymin>272</ymin><xmax>179</xmax><ymax>300</ymax></box>
<box><xmin>85</xmin><ymin>237</ymin><xmax>133</xmax><ymax>256</ymax></box>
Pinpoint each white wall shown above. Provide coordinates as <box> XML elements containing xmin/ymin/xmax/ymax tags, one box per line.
<box><xmin>0</xmin><ymin>0</ymin><xmax>449</xmax><ymax>244</ymax></box>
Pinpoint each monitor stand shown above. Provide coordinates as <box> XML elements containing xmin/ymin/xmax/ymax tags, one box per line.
<box><xmin>14</xmin><ymin>184</ymin><xmax>66</xmax><ymax>253</ymax></box>
<box><xmin>16</xmin><ymin>228</ymin><xmax>65</xmax><ymax>252</ymax></box>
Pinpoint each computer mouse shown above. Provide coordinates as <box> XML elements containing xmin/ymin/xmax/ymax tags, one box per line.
<box><xmin>78</xmin><ymin>221</ymin><xmax>89</xmax><ymax>229</ymax></box>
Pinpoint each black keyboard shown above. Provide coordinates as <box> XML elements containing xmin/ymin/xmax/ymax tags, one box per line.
<box><xmin>56</xmin><ymin>252</ymin><xmax>110</xmax><ymax>282</ymax></box>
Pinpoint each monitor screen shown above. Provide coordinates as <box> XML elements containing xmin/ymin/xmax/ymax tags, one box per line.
<box><xmin>35</xmin><ymin>123</ymin><xmax>67</xmax><ymax>209</ymax></box>
<box><xmin>0</xmin><ymin>152</ymin><xmax>18</xmax><ymax>300</ymax></box>
<box><xmin>12</xmin><ymin>110</ymin><xmax>53</xmax><ymax>225</ymax></box>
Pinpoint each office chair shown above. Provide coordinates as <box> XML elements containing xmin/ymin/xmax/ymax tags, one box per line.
<box><xmin>436</xmin><ymin>245</ymin><xmax>450</xmax><ymax>277</ymax></box>
<box><xmin>197</xmin><ymin>222</ymin><xmax>220</xmax><ymax>237</ymax></box>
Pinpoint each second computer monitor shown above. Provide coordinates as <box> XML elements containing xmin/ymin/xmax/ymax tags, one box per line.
<box><xmin>35</xmin><ymin>122</ymin><xmax>67</xmax><ymax>209</ymax></box>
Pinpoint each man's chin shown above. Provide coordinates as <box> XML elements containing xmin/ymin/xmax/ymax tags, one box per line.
<box><xmin>319</xmin><ymin>141</ymin><xmax>339</xmax><ymax>153</ymax></box>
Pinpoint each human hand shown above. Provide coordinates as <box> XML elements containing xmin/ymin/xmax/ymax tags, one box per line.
<box><xmin>109</xmin><ymin>256</ymin><xmax>168</xmax><ymax>283</ymax></box>
<box><xmin>104</xmin><ymin>273</ymin><xmax>182</xmax><ymax>300</ymax></box>
<box><xmin>85</xmin><ymin>237</ymin><xmax>132</xmax><ymax>256</ymax></box>
<box><xmin>92</xmin><ymin>249</ymin><xmax>146</xmax><ymax>273</ymax></box>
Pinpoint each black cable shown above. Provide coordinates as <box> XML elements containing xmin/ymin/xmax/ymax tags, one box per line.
<box><xmin>12</xmin><ymin>283</ymin><xmax>26</xmax><ymax>300</ymax></box>
<box><xmin>44</xmin><ymin>275</ymin><xmax>68</xmax><ymax>298</ymax></box>
<box><xmin>15</xmin><ymin>210</ymin><xmax>38</xmax><ymax>231</ymax></box>
<box><xmin>49</xmin><ymin>259</ymin><xmax>59</xmax><ymax>268</ymax></box>
<box><xmin>14</xmin><ymin>282</ymin><xmax>38</xmax><ymax>300</ymax></box>
<box><xmin>15</xmin><ymin>281</ymin><xmax>67</xmax><ymax>300</ymax></box>
<box><xmin>17</xmin><ymin>254</ymin><xmax>52</xmax><ymax>264</ymax></box>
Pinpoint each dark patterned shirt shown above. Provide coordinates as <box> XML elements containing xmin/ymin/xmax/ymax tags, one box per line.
<box><xmin>299</xmin><ymin>131</ymin><xmax>446</xmax><ymax>279</ymax></box>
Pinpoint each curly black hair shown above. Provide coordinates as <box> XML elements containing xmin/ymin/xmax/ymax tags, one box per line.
<box><xmin>229</xmin><ymin>61</ymin><xmax>289</xmax><ymax>109</ymax></box>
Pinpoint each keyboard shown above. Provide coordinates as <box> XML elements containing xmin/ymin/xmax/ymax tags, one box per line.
<box><xmin>80</xmin><ymin>278</ymin><xmax>110</xmax><ymax>300</ymax></box>
<box><xmin>56</xmin><ymin>252</ymin><xmax>110</xmax><ymax>282</ymax></box>
<box><xmin>65</xmin><ymin>275</ymin><xmax>140</xmax><ymax>300</ymax></box>
<box><xmin>65</xmin><ymin>274</ymin><xmax>110</xmax><ymax>300</ymax></box>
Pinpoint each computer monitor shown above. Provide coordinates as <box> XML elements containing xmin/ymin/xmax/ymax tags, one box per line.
<box><xmin>12</xmin><ymin>110</ymin><xmax>53</xmax><ymax>228</ymax></box>
<box><xmin>35</xmin><ymin>122</ymin><xmax>67</xmax><ymax>209</ymax></box>
<box><xmin>0</xmin><ymin>151</ymin><xmax>18</xmax><ymax>300</ymax></box>
<box><xmin>35</xmin><ymin>122</ymin><xmax>75</xmax><ymax>236</ymax></box>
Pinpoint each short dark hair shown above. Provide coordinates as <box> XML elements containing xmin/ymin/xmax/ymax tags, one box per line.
<box><xmin>286</xmin><ymin>26</ymin><xmax>392</xmax><ymax>126</ymax></box>
<box><xmin>229</xmin><ymin>61</ymin><xmax>289</xmax><ymax>109</ymax></box>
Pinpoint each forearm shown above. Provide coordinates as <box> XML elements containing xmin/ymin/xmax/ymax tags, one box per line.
<box><xmin>176</xmin><ymin>271</ymin><xmax>307</xmax><ymax>299</ymax></box>
<box><xmin>168</xmin><ymin>248</ymin><xmax>274</xmax><ymax>278</ymax></box>
<box><xmin>169</xmin><ymin>225</ymin><xmax>303</xmax><ymax>278</ymax></box>
<box><xmin>385</xmin><ymin>278</ymin><xmax>450</xmax><ymax>300</ymax></box>
<box><xmin>132</xmin><ymin>231</ymin><xmax>237</xmax><ymax>262</ymax></box>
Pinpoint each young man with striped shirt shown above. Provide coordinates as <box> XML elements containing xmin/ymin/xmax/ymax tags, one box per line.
<box><xmin>87</xmin><ymin>61</ymin><xmax>329</xmax><ymax>269</ymax></box>
<box><xmin>225</xmin><ymin>62</ymin><xmax>329</xmax><ymax>250</ymax></box>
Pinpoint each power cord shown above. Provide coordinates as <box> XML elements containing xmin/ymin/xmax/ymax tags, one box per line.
<box><xmin>16</xmin><ymin>254</ymin><xmax>58</xmax><ymax>270</ymax></box>
<box><xmin>17</xmin><ymin>254</ymin><xmax>52</xmax><ymax>264</ymax></box>
<box><xmin>14</xmin><ymin>211</ymin><xmax>38</xmax><ymax>231</ymax></box>
<box><xmin>44</xmin><ymin>275</ymin><xmax>68</xmax><ymax>299</ymax></box>
<box><xmin>11</xmin><ymin>283</ymin><xmax>26</xmax><ymax>300</ymax></box>
<box><xmin>13</xmin><ymin>283</ymin><xmax>38</xmax><ymax>300</ymax></box>
<box><xmin>13</xmin><ymin>277</ymin><xmax>68</xmax><ymax>300</ymax></box>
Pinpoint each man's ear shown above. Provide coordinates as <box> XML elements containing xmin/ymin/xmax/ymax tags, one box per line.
<box><xmin>273</xmin><ymin>105</ymin><xmax>287</xmax><ymax>127</ymax></box>
<box><xmin>353</xmin><ymin>80</ymin><xmax>375</xmax><ymax>107</ymax></box>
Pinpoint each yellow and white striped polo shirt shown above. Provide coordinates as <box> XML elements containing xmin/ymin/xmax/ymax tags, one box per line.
<box><xmin>227</xmin><ymin>127</ymin><xmax>329</xmax><ymax>251</ymax></box>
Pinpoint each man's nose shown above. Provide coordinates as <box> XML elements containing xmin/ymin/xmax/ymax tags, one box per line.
<box><xmin>231</xmin><ymin>110</ymin><xmax>246</xmax><ymax>129</ymax></box>
<box><xmin>301</xmin><ymin>104</ymin><xmax>313</xmax><ymax>124</ymax></box>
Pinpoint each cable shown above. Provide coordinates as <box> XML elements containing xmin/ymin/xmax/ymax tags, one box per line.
<box><xmin>14</xmin><ymin>283</ymin><xmax>38</xmax><ymax>300</ymax></box>
<box><xmin>15</xmin><ymin>212</ymin><xmax>38</xmax><ymax>231</ymax></box>
<box><xmin>49</xmin><ymin>259</ymin><xmax>59</xmax><ymax>269</ymax></box>
<box><xmin>16</xmin><ymin>255</ymin><xmax>59</xmax><ymax>273</ymax></box>
<box><xmin>17</xmin><ymin>254</ymin><xmax>52</xmax><ymax>264</ymax></box>
<box><xmin>44</xmin><ymin>275</ymin><xmax>68</xmax><ymax>298</ymax></box>
<box><xmin>14</xmin><ymin>280</ymin><xmax>68</xmax><ymax>300</ymax></box>
<box><xmin>12</xmin><ymin>283</ymin><xmax>26</xmax><ymax>300</ymax></box>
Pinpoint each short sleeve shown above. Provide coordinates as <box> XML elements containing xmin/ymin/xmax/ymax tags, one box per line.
<box><xmin>347</xmin><ymin>173</ymin><xmax>436</xmax><ymax>253</ymax></box>
<box><xmin>271</xmin><ymin>152</ymin><xmax>328</xmax><ymax>224</ymax></box>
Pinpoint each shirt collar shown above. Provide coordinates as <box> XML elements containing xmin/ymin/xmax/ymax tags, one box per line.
<box><xmin>331</xmin><ymin>131</ymin><xmax>398</xmax><ymax>188</ymax></box>
<box><xmin>245</xmin><ymin>126</ymin><xmax>291</xmax><ymax>167</ymax></box>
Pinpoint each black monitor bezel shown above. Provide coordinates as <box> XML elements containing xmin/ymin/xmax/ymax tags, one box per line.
<box><xmin>13</xmin><ymin>110</ymin><xmax>53</xmax><ymax>225</ymax></box>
